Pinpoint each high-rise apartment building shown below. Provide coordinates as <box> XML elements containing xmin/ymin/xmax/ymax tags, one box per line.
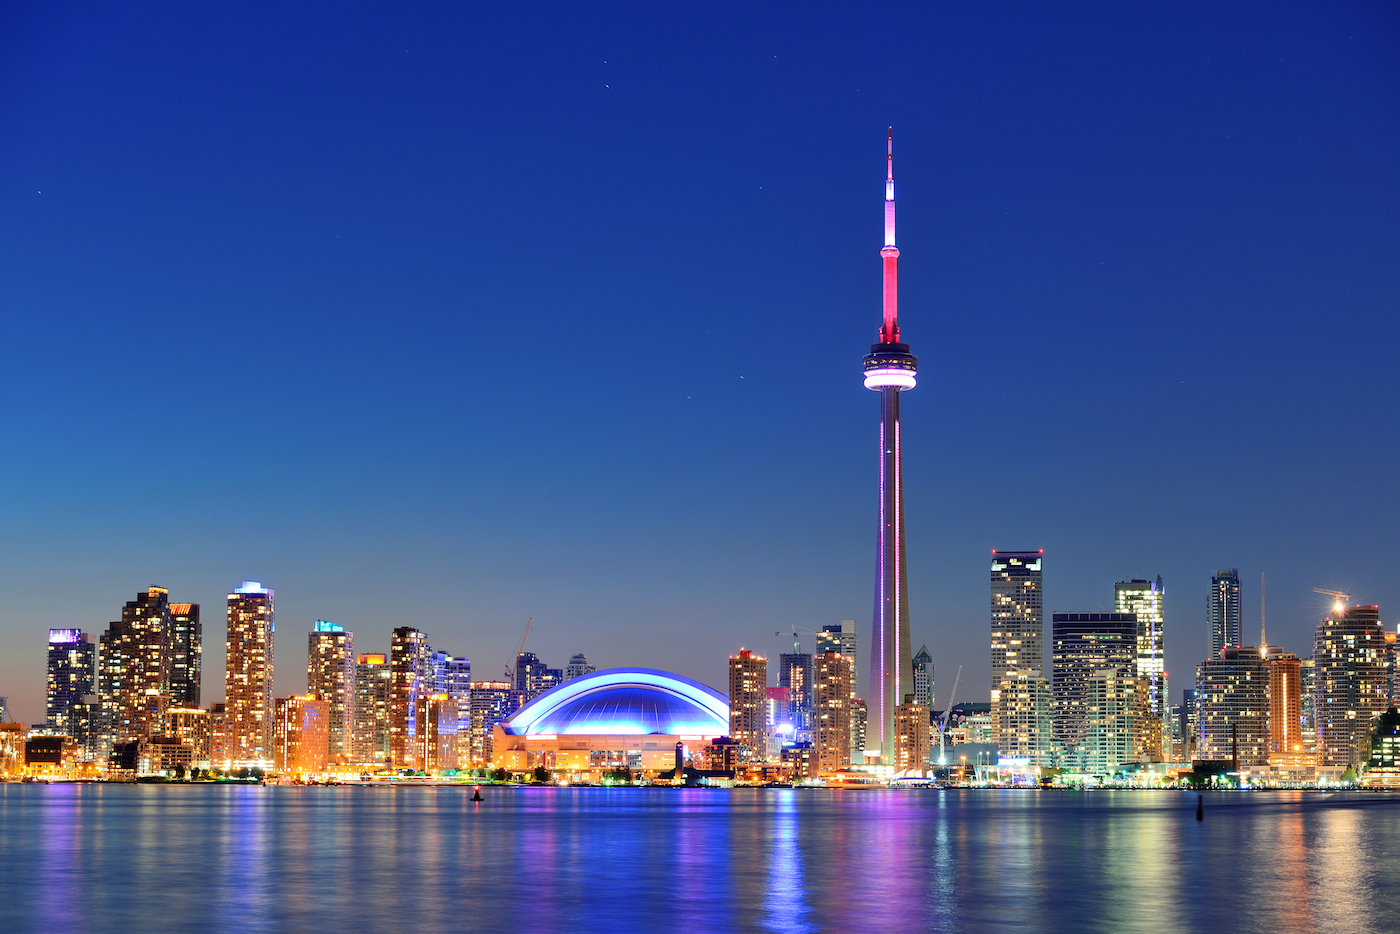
<box><xmin>1181</xmin><ymin>688</ymin><xmax>1199</xmax><ymax>760</ymax></box>
<box><xmin>1080</xmin><ymin>669</ymin><xmax>1137</xmax><ymax>773</ymax></box>
<box><xmin>912</xmin><ymin>645</ymin><xmax>934</xmax><ymax>708</ymax></box>
<box><xmin>991</xmin><ymin>552</ymin><xmax>1044</xmax><ymax>702</ymax></box>
<box><xmin>1299</xmin><ymin>659</ymin><xmax>1317</xmax><ymax>753</ymax></box>
<box><xmin>273</xmin><ymin>695</ymin><xmax>329</xmax><ymax>775</ymax></box>
<box><xmin>1050</xmin><ymin>612</ymin><xmax>1137</xmax><ymax>764</ymax></box>
<box><xmin>851</xmin><ymin>699</ymin><xmax>867</xmax><ymax>763</ymax></box>
<box><xmin>728</xmin><ymin>649</ymin><xmax>768</xmax><ymax>756</ymax></box>
<box><xmin>894</xmin><ymin>694</ymin><xmax>931</xmax><ymax>772</ymax></box>
<box><xmin>566</xmin><ymin>653</ymin><xmax>595</xmax><ymax>681</ymax></box>
<box><xmin>766</xmin><ymin>686</ymin><xmax>792</xmax><ymax>755</ymax></box>
<box><xmin>514</xmin><ymin>652</ymin><xmax>562</xmax><ymax>700</ymax></box>
<box><xmin>390</xmin><ymin>627</ymin><xmax>429</xmax><ymax>768</ymax></box>
<box><xmin>416</xmin><ymin>693</ymin><xmax>459</xmax><ymax>772</ymax></box>
<box><xmin>1115</xmin><ymin>578</ymin><xmax>1164</xmax><ymax>722</ymax></box>
<box><xmin>208</xmin><ymin>702</ymin><xmax>229</xmax><ymax>764</ymax></box>
<box><xmin>779</xmin><ymin>653</ymin><xmax>814</xmax><ymax>740</ymax></box>
<box><xmin>167</xmin><ymin>603</ymin><xmax>201</xmax><ymax>708</ymax></box>
<box><xmin>817</xmin><ymin>622</ymin><xmax>858</xmax><ymax>699</ymax></box>
<box><xmin>352</xmin><ymin>654</ymin><xmax>392</xmax><ymax>764</ymax></box>
<box><xmin>1209</xmin><ymin>569</ymin><xmax>1242</xmax><ymax>659</ymax></box>
<box><xmin>47</xmin><ymin>629</ymin><xmax>96</xmax><ymax>730</ymax></box>
<box><xmin>814</xmin><ymin>652</ymin><xmax>852</xmax><ymax>775</ymax></box>
<box><xmin>99</xmin><ymin>586</ymin><xmax>173</xmax><ymax>744</ymax></box>
<box><xmin>1198</xmin><ymin>646</ymin><xmax>1268</xmax><ymax>767</ymax></box>
<box><xmin>1262</xmin><ymin>648</ymin><xmax>1304</xmax><ymax>757</ymax></box>
<box><xmin>307</xmin><ymin>621</ymin><xmax>355</xmax><ymax>763</ymax></box>
<box><xmin>996</xmin><ymin>669</ymin><xmax>1051</xmax><ymax>764</ymax></box>
<box><xmin>468</xmin><ymin>681</ymin><xmax>514</xmax><ymax>766</ymax></box>
<box><xmin>225</xmin><ymin>581</ymin><xmax>275</xmax><ymax>764</ymax></box>
<box><xmin>1314</xmin><ymin>604</ymin><xmax>1387</xmax><ymax>769</ymax></box>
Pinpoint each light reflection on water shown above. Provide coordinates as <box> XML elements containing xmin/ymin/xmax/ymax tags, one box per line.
<box><xmin>0</xmin><ymin>786</ymin><xmax>1396</xmax><ymax>934</ymax></box>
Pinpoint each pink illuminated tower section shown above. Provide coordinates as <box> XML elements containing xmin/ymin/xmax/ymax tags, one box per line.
<box><xmin>863</xmin><ymin>129</ymin><xmax>917</xmax><ymax>764</ymax></box>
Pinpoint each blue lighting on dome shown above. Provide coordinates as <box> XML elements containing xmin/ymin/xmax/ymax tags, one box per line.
<box><xmin>503</xmin><ymin>668</ymin><xmax>728</xmax><ymax>736</ymax></box>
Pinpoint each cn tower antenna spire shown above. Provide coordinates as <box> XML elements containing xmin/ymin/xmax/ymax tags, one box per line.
<box><xmin>881</xmin><ymin>128</ymin><xmax>899</xmax><ymax>343</ymax></box>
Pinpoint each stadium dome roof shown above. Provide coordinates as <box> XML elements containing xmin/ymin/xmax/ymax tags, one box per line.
<box><xmin>501</xmin><ymin>667</ymin><xmax>729</xmax><ymax>736</ymax></box>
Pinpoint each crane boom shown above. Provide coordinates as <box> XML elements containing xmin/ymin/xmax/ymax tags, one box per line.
<box><xmin>504</xmin><ymin>617</ymin><xmax>533</xmax><ymax>684</ymax></box>
<box><xmin>936</xmin><ymin>665</ymin><xmax>962</xmax><ymax>767</ymax></box>
<box><xmin>1313</xmin><ymin>588</ymin><xmax>1351</xmax><ymax>605</ymax></box>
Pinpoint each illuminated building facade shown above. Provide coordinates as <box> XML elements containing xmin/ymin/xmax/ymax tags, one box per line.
<box><xmin>566</xmin><ymin>654</ymin><xmax>596</xmax><ymax>681</ymax></box>
<box><xmin>728</xmin><ymin>649</ymin><xmax>768</xmax><ymax>756</ymax></box>
<box><xmin>814</xmin><ymin>652</ymin><xmax>852</xmax><ymax>774</ymax></box>
<box><xmin>416</xmin><ymin>693</ymin><xmax>459</xmax><ymax>772</ymax></box>
<box><xmin>225</xmin><ymin>581</ymin><xmax>275</xmax><ymax>764</ymax></box>
<box><xmin>163</xmin><ymin>707</ymin><xmax>211</xmax><ymax>762</ymax></box>
<box><xmin>1263</xmin><ymin>648</ymin><xmax>1304</xmax><ymax>756</ymax></box>
<box><xmin>851</xmin><ymin>699</ymin><xmax>866</xmax><ymax>763</ymax></box>
<box><xmin>390</xmin><ymin>627</ymin><xmax>429</xmax><ymax>768</ymax></box>
<box><xmin>779</xmin><ymin>653</ymin><xmax>814</xmax><ymax>740</ymax></box>
<box><xmin>514</xmin><ymin>652</ymin><xmax>563</xmax><ymax>700</ymax></box>
<box><xmin>766</xmin><ymin>686</ymin><xmax>792</xmax><ymax>755</ymax></box>
<box><xmin>47</xmin><ymin>629</ymin><xmax>95</xmax><ymax>732</ymax></box>
<box><xmin>99</xmin><ymin>586</ymin><xmax>173</xmax><ymax>744</ymax></box>
<box><xmin>1051</xmin><ymin>612</ymin><xmax>1137</xmax><ymax>762</ymax></box>
<box><xmin>863</xmin><ymin>131</ymin><xmax>917</xmax><ymax>765</ymax></box>
<box><xmin>1080</xmin><ymin>669</ymin><xmax>1137</xmax><ymax>773</ymax></box>
<box><xmin>912</xmin><ymin>645</ymin><xmax>934</xmax><ymax>708</ymax></box>
<box><xmin>1198</xmin><ymin>646</ymin><xmax>1268</xmax><ymax>767</ymax></box>
<box><xmin>168</xmin><ymin>603</ymin><xmax>201</xmax><ymax>708</ymax></box>
<box><xmin>817</xmin><ymin>621</ymin><xmax>858</xmax><ymax>699</ymax></box>
<box><xmin>1362</xmin><ymin>707</ymin><xmax>1400</xmax><ymax>786</ymax></box>
<box><xmin>307</xmin><ymin>621</ymin><xmax>354</xmax><ymax>762</ymax></box>
<box><xmin>208</xmin><ymin>702</ymin><xmax>229</xmax><ymax>763</ymax></box>
<box><xmin>1115</xmin><ymin>577</ymin><xmax>1164</xmax><ymax>726</ymax></box>
<box><xmin>493</xmin><ymin>669</ymin><xmax>729</xmax><ymax>773</ymax></box>
<box><xmin>273</xmin><ymin>694</ymin><xmax>329</xmax><ymax>775</ymax></box>
<box><xmin>352</xmin><ymin>654</ymin><xmax>392</xmax><ymax>764</ymax></box>
<box><xmin>1299</xmin><ymin>659</ymin><xmax>1317</xmax><ymax>753</ymax></box>
<box><xmin>468</xmin><ymin>681</ymin><xmax>515</xmax><ymax>766</ymax></box>
<box><xmin>996</xmin><ymin>669</ymin><xmax>1051</xmax><ymax>764</ymax></box>
<box><xmin>991</xmin><ymin>552</ymin><xmax>1044</xmax><ymax>703</ymax></box>
<box><xmin>1315</xmin><ymin>604</ymin><xmax>1387</xmax><ymax>769</ymax></box>
<box><xmin>894</xmin><ymin>694</ymin><xmax>931</xmax><ymax>771</ymax></box>
<box><xmin>1209</xmin><ymin>569</ymin><xmax>1242</xmax><ymax>659</ymax></box>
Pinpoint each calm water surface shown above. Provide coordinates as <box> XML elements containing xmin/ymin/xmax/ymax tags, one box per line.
<box><xmin>0</xmin><ymin>784</ymin><xmax>1395</xmax><ymax>933</ymax></box>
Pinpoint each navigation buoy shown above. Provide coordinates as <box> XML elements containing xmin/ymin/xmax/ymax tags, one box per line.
<box><xmin>472</xmin><ymin>785</ymin><xmax>483</xmax><ymax>802</ymax></box>
<box><xmin>1196</xmin><ymin>795</ymin><xmax>1203</xmax><ymax>821</ymax></box>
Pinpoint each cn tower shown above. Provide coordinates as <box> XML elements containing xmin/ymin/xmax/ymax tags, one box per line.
<box><xmin>863</xmin><ymin>129</ymin><xmax>917</xmax><ymax>765</ymax></box>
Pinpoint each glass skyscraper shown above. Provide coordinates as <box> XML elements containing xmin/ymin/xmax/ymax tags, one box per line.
<box><xmin>1208</xmin><ymin>569</ymin><xmax>1241</xmax><ymax>659</ymax></box>
<box><xmin>991</xmin><ymin>551</ymin><xmax>1044</xmax><ymax>701</ymax></box>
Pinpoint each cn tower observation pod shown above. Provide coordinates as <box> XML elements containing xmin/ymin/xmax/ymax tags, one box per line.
<box><xmin>501</xmin><ymin>667</ymin><xmax>730</xmax><ymax>737</ymax></box>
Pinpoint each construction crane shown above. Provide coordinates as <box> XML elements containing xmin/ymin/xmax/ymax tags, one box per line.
<box><xmin>936</xmin><ymin>665</ymin><xmax>962</xmax><ymax>767</ymax></box>
<box><xmin>1313</xmin><ymin>589</ymin><xmax>1351</xmax><ymax>614</ymax></box>
<box><xmin>774</xmin><ymin>625</ymin><xmax>824</xmax><ymax>653</ymax></box>
<box><xmin>503</xmin><ymin>617</ymin><xmax>532</xmax><ymax>685</ymax></box>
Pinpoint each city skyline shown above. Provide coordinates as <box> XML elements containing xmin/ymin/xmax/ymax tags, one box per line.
<box><xmin>1</xmin><ymin>3</ymin><xmax>1397</xmax><ymax>724</ymax></box>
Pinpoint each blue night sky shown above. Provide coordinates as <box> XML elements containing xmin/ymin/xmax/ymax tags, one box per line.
<box><xmin>1</xmin><ymin>2</ymin><xmax>1396</xmax><ymax>723</ymax></box>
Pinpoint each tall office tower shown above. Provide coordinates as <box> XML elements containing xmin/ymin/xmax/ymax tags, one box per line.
<box><xmin>0</xmin><ymin>697</ymin><xmax>8</xmax><ymax>723</ymax></box>
<box><xmin>565</xmin><ymin>653</ymin><xmax>595</xmax><ymax>681</ymax></box>
<box><xmin>1262</xmin><ymin>648</ymin><xmax>1303</xmax><ymax>757</ymax></box>
<box><xmin>514</xmin><ymin>652</ymin><xmax>562</xmax><ymax>700</ymax></box>
<box><xmin>208</xmin><ymin>703</ymin><xmax>229</xmax><ymax>764</ymax></box>
<box><xmin>352</xmin><ymin>654</ymin><xmax>392</xmax><ymax>764</ymax></box>
<box><xmin>996</xmin><ymin>669</ymin><xmax>1052</xmax><ymax>763</ymax></box>
<box><xmin>1080</xmin><ymin>669</ymin><xmax>1137</xmax><ymax>773</ymax></box>
<box><xmin>779</xmin><ymin>653</ymin><xmax>814</xmax><ymax>740</ymax></box>
<box><xmin>47</xmin><ymin>629</ymin><xmax>96</xmax><ymax>730</ymax></box>
<box><xmin>851</xmin><ymin>699</ymin><xmax>867</xmax><ymax>762</ymax></box>
<box><xmin>1050</xmin><ymin>612</ymin><xmax>1137</xmax><ymax>763</ymax></box>
<box><xmin>273</xmin><ymin>695</ymin><xmax>329</xmax><ymax>775</ymax></box>
<box><xmin>1208</xmin><ymin>569</ymin><xmax>1242</xmax><ymax>658</ymax></box>
<box><xmin>766</xmin><ymin>686</ymin><xmax>792</xmax><ymax>755</ymax></box>
<box><xmin>389</xmin><ymin>627</ymin><xmax>429</xmax><ymax>768</ymax></box>
<box><xmin>434</xmin><ymin>653</ymin><xmax>472</xmax><ymax>745</ymax></box>
<box><xmin>817</xmin><ymin>622</ymin><xmax>859</xmax><ymax>699</ymax></box>
<box><xmin>894</xmin><ymin>694</ymin><xmax>932</xmax><ymax>771</ymax></box>
<box><xmin>1181</xmin><ymin>688</ymin><xmax>1200</xmax><ymax>760</ymax></box>
<box><xmin>99</xmin><ymin>586</ymin><xmax>173</xmax><ymax>744</ymax></box>
<box><xmin>728</xmin><ymin>649</ymin><xmax>768</xmax><ymax>756</ymax></box>
<box><xmin>1168</xmin><ymin>702</ymin><xmax>1183</xmax><ymax>760</ymax></box>
<box><xmin>1315</xmin><ymin>603</ymin><xmax>1387</xmax><ymax>769</ymax></box>
<box><xmin>225</xmin><ymin>581</ymin><xmax>275</xmax><ymax>764</ymax></box>
<box><xmin>991</xmin><ymin>552</ymin><xmax>1044</xmax><ymax>702</ymax></box>
<box><xmin>164</xmin><ymin>707</ymin><xmax>212</xmax><ymax>762</ymax></box>
<box><xmin>468</xmin><ymin>681</ymin><xmax>514</xmax><ymax>766</ymax></box>
<box><xmin>307</xmin><ymin>621</ymin><xmax>355</xmax><ymax>763</ymax></box>
<box><xmin>1299</xmin><ymin>659</ymin><xmax>1317</xmax><ymax>753</ymax></box>
<box><xmin>912</xmin><ymin>645</ymin><xmax>934</xmax><ymax>708</ymax></box>
<box><xmin>862</xmin><ymin>131</ymin><xmax>919</xmax><ymax>765</ymax></box>
<box><xmin>814</xmin><ymin>652</ymin><xmax>852</xmax><ymax>774</ymax></box>
<box><xmin>1197</xmin><ymin>646</ymin><xmax>1268</xmax><ymax>767</ymax></box>
<box><xmin>167</xmin><ymin>603</ymin><xmax>201</xmax><ymax>708</ymax></box>
<box><xmin>1115</xmin><ymin>578</ymin><xmax>1164</xmax><ymax>725</ymax></box>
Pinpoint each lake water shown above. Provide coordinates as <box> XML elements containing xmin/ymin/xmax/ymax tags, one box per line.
<box><xmin>0</xmin><ymin>784</ymin><xmax>1395</xmax><ymax>933</ymax></box>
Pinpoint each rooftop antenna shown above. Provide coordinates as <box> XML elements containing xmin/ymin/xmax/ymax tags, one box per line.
<box><xmin>1260</xmin><ymin>571</ymin><xmax>1266</xmax><ymax>654</ymax></box>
